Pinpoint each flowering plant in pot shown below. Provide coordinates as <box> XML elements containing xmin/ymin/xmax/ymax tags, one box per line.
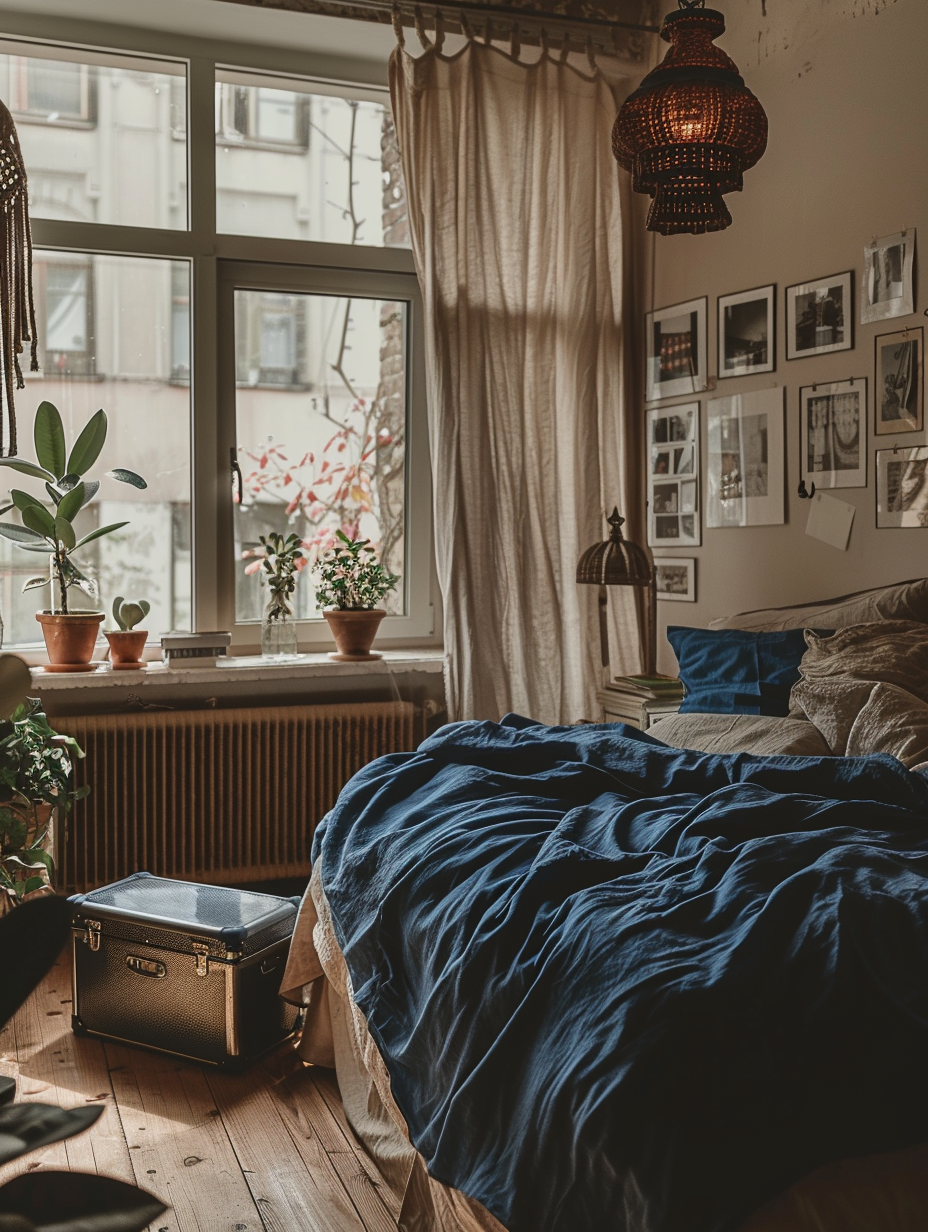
<box><xmin>313</xmin><ymin>530</ymin><xmax>398</xmax><ymax>661</ymax></box>
<box><xmin>0</xmin><ymin>653</ymin><xmax>88</xmax><ymax>914</ymax></box>
<box><xmin>244</xmin><ymin>531</ymin><xmax>306</xmax><ymax>658</ymax></box>
<box><xmin>0</xmin><ymin>401</ymin><xmax>146</xmax><ymax>668</ymax></box>
<box><xmin>105</xmin><ymin>596</ymin><xmax>151</xmax><ymax>670</ymax></box>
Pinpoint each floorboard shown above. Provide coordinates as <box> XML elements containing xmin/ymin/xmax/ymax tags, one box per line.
<box><xmin>2</xmin><ymin>952</ymin><xmax>398</xmax><ymax>1231</ymax></box>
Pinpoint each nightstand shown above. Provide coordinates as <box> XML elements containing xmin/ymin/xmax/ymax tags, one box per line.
<box><xmin>598</xmin><ymin>689</ymin><xmax>683</xmax><ymax>731</ymax></box>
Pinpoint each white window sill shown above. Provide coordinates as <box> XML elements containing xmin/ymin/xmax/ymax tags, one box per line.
<box><xmin>30</xmin><ymin>648</ymin><xmax>445</xmax><ymax>692</ymax></box>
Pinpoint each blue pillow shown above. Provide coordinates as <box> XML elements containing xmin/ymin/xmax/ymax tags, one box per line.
<box><xmin>666</xmin><ymin>626</ymin><xmax>814</xmax><ymax>717</ymax></box>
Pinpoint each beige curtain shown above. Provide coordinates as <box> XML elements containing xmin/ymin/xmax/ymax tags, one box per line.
<box><xmin>390</xmin><ymin>38</ymin><xmax>644</xmax><ymax>725</ymax></box>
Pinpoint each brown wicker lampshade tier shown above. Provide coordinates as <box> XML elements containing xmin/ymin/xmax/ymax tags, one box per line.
<box><xmin>612</xmin><ymin>5</ymin><xmax>767</xmax><ymax>235</ymax></box>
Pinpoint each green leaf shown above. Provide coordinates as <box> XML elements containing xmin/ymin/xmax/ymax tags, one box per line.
<box><xmin>138</xmin><ymin>599</ymin><xmax>151</xmax><ymax>620</ymax></box>
<box><xmin>44</xmin><ymin>481</ymin><xmax>62</xmax><ymax>506</ymax></box>
<box><xmin>57</xmin><ymin>473</ymin><xmax>82</xmax><ymax>492</ymax></box>
<box><xmin>73</xmin><ymin>521</ymin><xmax>128</xmax><ymax>550</ymax></box>
<box><xmin>0</xmin><ymin>458</ymin><xmax>55</xmax><ymax>482</ymax></box>
<box><xmin>66</xmin><ymin>408</ymin><xmax>107</xmax><ymax>477</ymax></box>
<box><xmin>21</xmin><ymin>504</ymin><xmax>56</xmax><ymax>540</ymax></box>
<box><xmin>22</xmin><ymin>576</ymin><xmax>50</xmax><ymax>593</ymax></box>
<box><xmin>112</xmin><ymin>596</ymin><xmax>125</xmax><ymax>627</ymax></box>
<box><xmin>0</xmin><ymin>522</ymin><xmax>48</xmax><ymax>547</ymax></box>
<box><xmin>34</xmin><ymin>401</ymin><xmax>66</xmax><ymax>479</ymax></box>
<box><xmin>56</xmin><ymin>483</ymin><xmax>85</xmax><ymax>525</ymax></box>
<box><xmin>82</xmin><ymin>479</ymin><xmax>100</xmax><ymax>504</ymax></box>
<box><xmin>0</xmin><ymin>1103</ymin><xmax>103</xmax><ymax>1166</ymax></box>
<box><xmin>0</xmin><ymin>1171</ymin><xmax>166</xmax><ymax>1232</ymax></box>
<box><xmin>106</xmin><ymin>468</ymin><xmax>147</xmax><ymax>490</ymax></box>
<box><xmin>54</xmin><ymin>516</ymin><xmax>76</xmax><ymax>550</ymax></box>
<box><xmin>0</xmin><ymin>502</ymin><xmax>11</xmax><ymax>517</ymax></box>
<box><xmin>9</xmin><ymin>490</ymin><xmax>42</xmax><ymax>514</ymax></box>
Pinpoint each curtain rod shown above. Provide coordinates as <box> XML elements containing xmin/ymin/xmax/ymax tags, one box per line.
<box><xmin>216</xmin><ymin>0</ymin><xmax>661</xmax><ymax>43</ymax></box>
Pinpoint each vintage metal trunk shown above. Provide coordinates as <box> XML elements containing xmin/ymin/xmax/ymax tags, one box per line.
<box><xmin>69</xmin><ymin>872</ymin><xmax>302</xmax><ymax>1069</ymax></box>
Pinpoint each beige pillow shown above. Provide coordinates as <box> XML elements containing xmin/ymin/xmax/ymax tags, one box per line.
<box><xmin>791</xmin><ymin>620</ymin><xmax>928</xmax><ymax>757</ymax></box>
<box><xmin>709</xmin><ymin>577</ymin><xmax>928</xmax><ymax>633</ymax></box>
<box><xmin>648</xmin><ymin>713</ymin><xmax>832</xmax><ymax>758</ymax></box>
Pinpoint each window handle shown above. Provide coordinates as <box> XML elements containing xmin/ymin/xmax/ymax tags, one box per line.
<box><xmin>230</xmin><ymin>447</ymin><xmax>244</xmax><ymax>504</ymax></box>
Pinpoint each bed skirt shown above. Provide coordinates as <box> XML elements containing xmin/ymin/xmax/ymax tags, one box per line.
<box><xmin>281</xmin><ymin>865</ymin><xmax>928</xmax><ymax>1232</ymax></box>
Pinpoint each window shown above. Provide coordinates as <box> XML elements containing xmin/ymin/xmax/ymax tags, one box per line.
<box><xmin>215</xmin><ymin>69</ymin><xmax>409</xmax><ymax>247</ymax></box>
<box><xmin>0</xmin><ymin>33</ymin><xmax>429</xmax><ymax>658</ymax></box>
<box><xmin>0</xmin><ymin>43</ymin><xmax>187</xmax><ymax>228</ymax></box>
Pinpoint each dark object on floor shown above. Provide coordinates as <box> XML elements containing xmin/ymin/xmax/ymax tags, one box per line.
<box><xmin>69</xmin><ymin>872</ymin><xmax>303</xmax><ymax>1069</ymax></box>
<box><xmin>0</xmin><ymin>895</ymin><xmax>166</xmax><ymax>1231</ymax></box>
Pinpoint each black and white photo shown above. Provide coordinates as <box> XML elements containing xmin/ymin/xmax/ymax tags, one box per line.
<box><xmin>786</xmin><ymin>272</ymin><xmax>853</xmax><ymax>360</ymax></box>
<box><xmin>862</xmin><ymin>230</ymin><xmax>915</xmax><ymax>324</ymax></box>
<box><xmin>707</xmin><ymin>389</ymin><xmax>785</xmax><ymax>527</ymax></box>
<box><xmin>718</xmin><ymin>285</ymin><xmax>775</xmax><ymax>378</ymax></box>
<box><xmin>654</xmin><ymin>557</ymin><xmax>696</xmax><ymax>602</ymax></box>
<box><xmin>645</xmin><ymin>299</ymin><xmax>708</xmax><ymax>401</ymax></box>
<box><xmin>876</xmin><ymin>447</ymin><xmax>928</xmax><ymax>527</ymax></box>
<box><xmin>875</xmin><ymin>326</ymin><xmax>923</xmax><ymax>435</ymax></box>
<box><xmin>646</xmin><ymin>403</ymin><xmax>700</xmax><ymax>547</ymax></box>
<box><xmin>799</xmin><ymin>379</ymin><xmax>867</xmax><ymax>489</ymax></box>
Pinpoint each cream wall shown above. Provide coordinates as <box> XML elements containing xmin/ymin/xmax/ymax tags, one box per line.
<box><xmin>641</xmin><ymin>0</ymin><xmax>927</xmax><ymax>672</ymax></box>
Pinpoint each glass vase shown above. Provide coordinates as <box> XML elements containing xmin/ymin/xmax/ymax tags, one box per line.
<box><xmin>261</xmin><ymin>601</ymin><xmax>298</xmax><ymax>659</ymax></box>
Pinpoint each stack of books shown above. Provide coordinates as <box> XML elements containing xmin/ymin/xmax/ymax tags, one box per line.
<box><xmin>602</xmin><ymin>674</ymin><xmax>685</xmax><ymax>729</ymax></box>
<box><xmin>161</xmin><ymin>631</ymin><xmax>232</xmax><ymax>669</ymax></box>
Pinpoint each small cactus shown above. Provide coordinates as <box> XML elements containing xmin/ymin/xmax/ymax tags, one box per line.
<box><xmin>112</xmin><ymin>596</ymin><xmax>150</xmax><ymax>631</ymax></box>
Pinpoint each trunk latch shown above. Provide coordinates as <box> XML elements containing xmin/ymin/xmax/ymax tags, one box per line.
<box><xmin>192</xmin><ymin>942</ymin><xmax>210</xmax><ymax>976</ymax></box>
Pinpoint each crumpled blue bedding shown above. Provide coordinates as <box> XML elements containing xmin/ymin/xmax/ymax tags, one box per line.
<box><xmin>312</xmin><ymin>715</ymin><xmax>928</xmax><ymax>1232</ymax></box>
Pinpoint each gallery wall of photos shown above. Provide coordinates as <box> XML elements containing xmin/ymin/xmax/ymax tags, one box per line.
<box><xmin>644</xmin><ymin>229</ymin><xmax>923</xmax><ymax>604</ymax></box>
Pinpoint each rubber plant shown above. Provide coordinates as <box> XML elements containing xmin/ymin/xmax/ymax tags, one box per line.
<box><xmin>0</xmin><ymin>402</ymin><xmax>146</xmax><ymax>665</ymax></box>
<box><xmin>0</xmin><ymin>659</ymin><xmax>164</xmax><ymax>1229</ymax></box>
<box><xmin>0</xmin><ymin>897</ymin><xmax>167</xmax><ymax>1230</ymax></box>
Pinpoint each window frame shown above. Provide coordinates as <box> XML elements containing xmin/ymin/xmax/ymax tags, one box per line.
<box><xmin>0</xmin><ymin>20</ymin><xmax>436</xmax><ymax>661</ymax></box>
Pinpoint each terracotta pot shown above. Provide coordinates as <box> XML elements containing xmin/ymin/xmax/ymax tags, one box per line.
<box><xmin>36</xmin><ymin>611</ymin><xmax>104</xmax><ymax>667</ymax></box>
<box><xmin>105</xmin><ymin>629</ymin><xmax>148</xmax><ymax>670</ymax></box>
<box><xmin>322</xmin><ymin>608</ymin><xmax>386</xmax><ymax>661</ymax></box>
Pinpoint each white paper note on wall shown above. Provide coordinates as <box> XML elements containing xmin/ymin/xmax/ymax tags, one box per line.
<box><xmin>805</xmin><ymin>492</ymin><xmax>855</xmax><ymax>551</ymax></box>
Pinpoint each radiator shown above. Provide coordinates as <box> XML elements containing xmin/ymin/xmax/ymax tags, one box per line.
<box><xmin>56</xmin><ymin>701</ymin><xmax>423</xmax><ymax>894</ymax></box>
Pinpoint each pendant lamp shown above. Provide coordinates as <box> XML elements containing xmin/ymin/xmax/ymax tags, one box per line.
<box><xmin>612</xmin><ymin>0</ymin><xmax>767</xmax><ymax>236</ymax></box>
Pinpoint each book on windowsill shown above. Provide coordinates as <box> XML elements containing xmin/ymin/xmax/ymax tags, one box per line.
<box><xmin>161</xmin><ymin>631</ymin><xmax>231</xmax><ymax>651</ymax></box>
<box><xmin>608</xmin><ymin>673</ymin><xmax>684</xmax><ymax>700</ymax></box>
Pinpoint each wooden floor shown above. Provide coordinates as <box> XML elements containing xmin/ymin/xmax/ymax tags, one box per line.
<box><xmin>0</xmin><ymin>953</ymin><xmax>401</xmax><ymax>1232</ymax></box>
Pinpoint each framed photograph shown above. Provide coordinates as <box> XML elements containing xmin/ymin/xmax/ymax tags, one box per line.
<box><xmin>718</xmin><ymin>284</ymin><xmax>775</xmax><ymax>378</ymax></box>
<box><xmin>654</xmin><ymin>557</ymin><xmax>695</xmax><ymax>602</ymax></box>
<box><xmin>646</xmin><ymin>403</ymin><xmax>700</xmax><ymax>547</ymax></box>
<box><xmin>706</xmin><ymin>387</ymin><xmax>785</xmax><ymax>527</ymax></box>
<box><xmin>874</xmin><ymin>326</ymin><xmax>923</xmax><ymax>435</ymax></box>
<box><xmin>862</xmin><ymin>230</ymin><xmax>915</xmax><ymax>324</ymax></box>
<box><xmin>876</xmin><ymin>447</ymin><xmax>928</xmax><ymax>527</ymax></box>
<box><xmin>645</xmin><ymin>298</ymin><xmax>708</xmax><ymax>402</ymax></box>
<box><xmin>799</xmin><ymin>379</ymin><xmax>867</xmax><ymax>489</ymax></box>
<box><xmin>785</xmin><ymin>271</ymin><xmax>853</xmax><ymax>360</ymax></box>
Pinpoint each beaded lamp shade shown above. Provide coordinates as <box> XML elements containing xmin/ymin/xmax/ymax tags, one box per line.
<box><xmin>577</xmin><ymin>508</ymin><xmax>656</xmax><ymax>676</ymax></box>
<box><xmin>612</xmin><ymin>1</ymin><xmax>767</xmax><ymax>235</ymax></box>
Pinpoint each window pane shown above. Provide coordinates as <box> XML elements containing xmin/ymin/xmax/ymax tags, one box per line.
<box><xmin>233</xmin><ymin>289</ymin><xmax>407</xmax><ymax>623</ymax></box>
<box><xmin>0</xmin><ymin>44</ymin><xmax>188</xmax><ymax>229</ymax></box>
<box><xmin>0</xmin><ymin>251</ymin><xmax>192</xmax><ymax>649</ymax></box>
<box><xmin>216</xmin><ymin>72</ymin><xmax>409</xmax><ymax>248</ymax></box>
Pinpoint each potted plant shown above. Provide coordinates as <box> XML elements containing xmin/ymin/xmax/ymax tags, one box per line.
<box><xmin>106</xmin><ymin>596</ymin><xmax>151</xmax><ymax>670</ymax></box>
<box><xmin>313</xmin><ymin>530</ymin><xmax>399</xmax><ymax>661</ymax></box>
<box><xmin>0</xmin><ymin>401</ymin><xmax>146</xmax><ymax>669</ymax></box>
<box><xmin>243</xmin><ymin>531</ymin><xmax>305</xmax><ymax>658</ymax></box>
<box><xmin>0</xmin><ymin>655</ymin><xmax>88</xmax><ymax>914</ymax></box>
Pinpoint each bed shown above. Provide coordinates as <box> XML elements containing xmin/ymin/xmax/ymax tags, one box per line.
<box><xmin>281</xmin><ymin>581</ymin><xmax>928</xmax><ymax>1232</ymax></box>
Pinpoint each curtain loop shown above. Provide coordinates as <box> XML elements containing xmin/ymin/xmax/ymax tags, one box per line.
<box><xmin>559</xmin><ymin>31</ymin><xmax>570</xmax><ymax>62</ymax></box>
<box><xmin>484</xmin><ymin>17</ymin><xmax>493</xmax><ymax>44</ymax></box>
<box><xmin>586</xmin><ymin>36</ymin><xmax>596</xmax><ymax>73</ymax></box>
<box><xmin>460</xmin><ymin>9</ymin><xmax>473</xmax><ymax>40</ymax></box>
<box><xmin>540</xmin><ymin>27</ymin><xmax>549</xmax><ymax>56</ymax></box>
<box><xmin>391</xmin><ymin>4</ymin><xmax>406</xmax><ymax>45</ymax></box>
<box><xmin>435</xmin><ymin>9</ymin><xmax>446</xmax><ymax>52</ymax></box>
<box><xmin>509</xmin><ymin>22</ymin><xmax>521</xmax><ymax>60</ymax></box>
<box><xmin>414</xmin><ymin>6</ymin><xmax>432</xmax><ymax>49</ymax></box>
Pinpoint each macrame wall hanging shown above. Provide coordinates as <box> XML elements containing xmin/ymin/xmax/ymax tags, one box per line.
<box><xmin>0</xmin><ymin>99</ymin><xmax>38</xmax><ymax>457</ymax></box>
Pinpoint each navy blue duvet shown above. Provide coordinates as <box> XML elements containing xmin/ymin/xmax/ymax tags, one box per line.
<box><xmin>313</xmin><ymin>716</ymin><xmax>928</xmax><ymax>1232</ymax></box>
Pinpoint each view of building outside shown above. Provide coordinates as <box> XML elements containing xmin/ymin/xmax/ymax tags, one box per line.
<box><xmin>0</xmin><ymin>41</ymin><xmax>410</xmax><ymax>649</ymax></box>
